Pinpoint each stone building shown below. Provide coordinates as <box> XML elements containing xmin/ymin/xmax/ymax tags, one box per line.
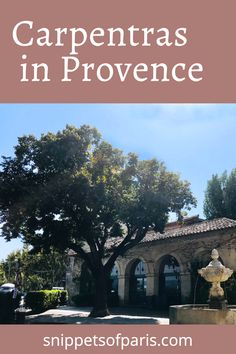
<box><xmin>66</xmin><ymin>216</ymin><xmax>236</xmax><ymax>308</ymax></box>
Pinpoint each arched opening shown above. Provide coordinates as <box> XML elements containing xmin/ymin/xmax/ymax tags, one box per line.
<box><xmin>109</xmin><ymin>264</ymin><xmax>119</xmax><ymax>293</ymax></box>
<box><xmin>78</xmin><ymin>263</ymin><xmax>120</xmax><ymax>307</ymax></box>
<box><xmin>108</xmin><ymin>264</ymin><xmax>119</xmax><ymax>306</ymax></box>
<box><xmin>79</xmin><ymin>263</ymin><xmax>94</xmax><ymax>296</ymax></box>
<box><xmin>73</xmin><ymin>263</ymin><xmax>95</xmax><ymax>306</ymax></box>
<box><xmin>158</xmin><ymin>255</ymin><xmax>181</xmax><ymax>309</ymax></box>
<box><xmin>129</xmin><ymin>259</ymin><xmax>147</xmax><ymax>306</ymax></box>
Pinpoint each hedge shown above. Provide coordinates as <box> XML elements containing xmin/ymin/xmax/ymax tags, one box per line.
<box><xmin>25</xmin><ymin>290</ymin><xmax>68</xmax><ymax>313</ymax></box>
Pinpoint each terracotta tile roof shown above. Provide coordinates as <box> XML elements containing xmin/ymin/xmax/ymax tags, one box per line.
<box><xmin>142</xmin><ymin>217</ymin><xmax>236</xmax><ymax>243</ymax></box>
<box><xmin>68</xmin><ymin>217</ymin><xmax>236</xmax><ymax>255</ymax></box>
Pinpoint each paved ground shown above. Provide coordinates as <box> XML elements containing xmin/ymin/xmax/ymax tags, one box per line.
<box><xmin>26</xmin><ymin>306</ymin><xmax>169</xmax><ymax>325</ymax></box>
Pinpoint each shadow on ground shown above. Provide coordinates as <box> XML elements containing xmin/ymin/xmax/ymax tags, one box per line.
<box><xmin>25</xmin><ymin>306</ymin><xmax>169</xmax><ymax>325</ymax></box>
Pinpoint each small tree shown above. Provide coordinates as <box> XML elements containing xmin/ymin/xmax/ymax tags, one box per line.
<box><xmin>1</xmin><ymin>250</ymin><xmax>21</xmax><ymax>284</ymax></box>
<box><xmin>0</xmin><ymin>125</ymin><xmax>196</xmax><ymax>316</ymax></box>
<box><xmin>204</xmin><ymin>169</ymin><xmax>236</xmax><ymax>220</ymax></box>
<box><xmin>0</xmin><ymin>263</ymin><xmax>6</xmax><ymax>285</ymax></box>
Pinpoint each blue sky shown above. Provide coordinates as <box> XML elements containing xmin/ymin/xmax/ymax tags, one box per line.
<box><xmin>0</xmin><ymin>104</ymin><xmax>236</xmax><ymax>261</ymax></box>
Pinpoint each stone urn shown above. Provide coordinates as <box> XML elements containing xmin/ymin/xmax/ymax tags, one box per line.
<box><xmin>198</xmin><ymin>249</ymin><xmax>233</xmax><ymax>309</ymax></box>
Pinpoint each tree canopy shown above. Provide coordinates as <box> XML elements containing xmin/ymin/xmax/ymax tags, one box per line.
<box><xmin>204</xmin><ymin>169</ymin><xmax>236</xmax><ymax>220</ymax></box>
<box><xmin>0</xmin><ymin>125</ymin><xmax>196</xmax><ymax>316</ymax></box>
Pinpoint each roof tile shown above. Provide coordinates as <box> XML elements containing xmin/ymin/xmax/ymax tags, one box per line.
<box><xmin>143</xmin><ymin>217</ymin><xmax>236</xmax><ymax>243</ymax></box>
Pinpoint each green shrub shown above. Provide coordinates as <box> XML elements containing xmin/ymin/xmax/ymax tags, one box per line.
<box><xmin>59</xmin><ymin>290</ymin><xmax>68</xmax><ymax>305</ymax></box>
<box><xmin>25</xmin><ymin>290</ymin><xmax>68</xmax><ymax>313</ymax></box>
<box><xmin>25</xmin><ymin>291</ymin><xmax>44</xmax><ymax>313</ymax></box>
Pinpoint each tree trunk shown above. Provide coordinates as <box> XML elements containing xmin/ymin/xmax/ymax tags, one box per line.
<box><xmin>89</xmin><ymin>269</ymin><xmax>110</xmax><ymax>317</ymax></box>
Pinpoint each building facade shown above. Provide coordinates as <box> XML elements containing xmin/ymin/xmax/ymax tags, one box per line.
<box><xmin>66</xmin><ymin>217</ymin><xmax>236</xmax><ymax>308</ymax></box>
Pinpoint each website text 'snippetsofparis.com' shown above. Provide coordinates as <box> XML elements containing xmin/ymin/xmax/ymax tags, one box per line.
<box><xmin>43</xmin><ymin>333</ymin><xmax>193</xmax><ymax>351</ymax></box>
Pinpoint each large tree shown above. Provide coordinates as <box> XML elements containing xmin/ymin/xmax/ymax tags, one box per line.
<box><xmin>0</xmin><ymin>125</ymin><xmax>196</xmax><ymax>316</ymax></box>
<box><xmin>204</xmin><ymin>169</ymin><xmax>236</xmax><ymax>220</ymax></box>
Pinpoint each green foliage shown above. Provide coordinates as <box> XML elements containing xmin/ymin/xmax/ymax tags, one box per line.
<box><xmin>59</xmin><ymin>290</ymin><xmax>68</xmax><ymax>305</ymax></box>
<box><xmin>25</xmin><ymin>289</ymin><xmax>68</xmax><ymax>313</ymax></box>
<box><xmin>1</xmin><ymin>248</ymin><xmax>66</xmax><ymax>291</ymax></box>
<box><xmin>24</xmin><ymin>274</ymin><xmax>45</xmax><ymax>291</ymax></box>
<box><xmin>204</xmin><ymin>169</ymin><xmax>236</xmax><ymax>219</ymax></box>
<box><xmin>0</xmin><ymin>263</ymin><xmax>6</xmax><ymax>284</ymax></box>
<box><xmin>1</xmin><ymin>250</ymin><xmax>21</xmax><ymax>284</ymax></box>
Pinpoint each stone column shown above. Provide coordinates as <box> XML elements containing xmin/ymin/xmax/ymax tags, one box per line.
<box><xmin>145</xmin><ymin>261</ymin><xmax>156</xmax><ymax>308</ymax></box>
<box><xmin>118</xmin><ymin>275</ymin><xmax>129</xmax><ymax>305</ymax></box>
<box><xmin>65</xmin><ymin>256</ymin><xmax>75</xmax><ymax>301</ymax></box>
<box><xmin>180</xmin><ymin>272</ymin><xmax>191</xmax><ymax>303</ymax></box>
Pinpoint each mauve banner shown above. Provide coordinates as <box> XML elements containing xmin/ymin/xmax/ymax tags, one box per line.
<box><xmin>0</xmin><ymin>0</ymin><xmax>236</xmax><ymax>102</ymax></box>
<box><xmin>0</xmin><ymin>325</ymin><xmax>236</xmax><ymax>354</ymax></box>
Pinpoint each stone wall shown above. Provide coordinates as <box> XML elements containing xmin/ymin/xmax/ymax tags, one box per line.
<box><xmin>66</xmin><ymin>226</ymin><xmax>236</xmax><ymax>308</ymax></box>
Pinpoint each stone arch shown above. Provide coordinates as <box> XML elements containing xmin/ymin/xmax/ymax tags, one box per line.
<box><xmin>155</xmin><ymin>254</ymin><xmax>182</xmax><ymax>309</ymax></box>
<box><xmin>78</xmin><ymin>261</ymin><xmax>121</xmax><ymax>306</ymax></box>
<box><xmin>113</xmin><ymin>260</ymin><xmax>122</xmax><ymax>276</ymax></box>
<box><xmin>107</xmin><ymin>263</ymin><xmax>120</xmax><ymax>306</ymax></box>
<box><xmin>79</xmin><ymin>261</ymin><xmax>94</xmax><ymax>297</ymax></box>
<box><xmin>109</xmin><ymin>263</ymin><xmax>119</xmax><ymax>293</ymax></box>
<box><xmin>155</xmin><ymin>252</ymin><xmax>185</xmax><ymax>274</ymax></box>
<box><xmin>125</xmin><ymin>256</ymin><xmax>153</xmax><ymax>276</ymax></box>
<box><xmin>124</xmin><ymin>257</ymin><xmax>148</xmax><ymax>306</ymax></box>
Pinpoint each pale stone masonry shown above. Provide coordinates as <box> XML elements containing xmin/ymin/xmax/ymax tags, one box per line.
<box><xmin>66</xmin><ymin>216</ymin><xmax>236</xmax><ymax>308</ymax></box>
